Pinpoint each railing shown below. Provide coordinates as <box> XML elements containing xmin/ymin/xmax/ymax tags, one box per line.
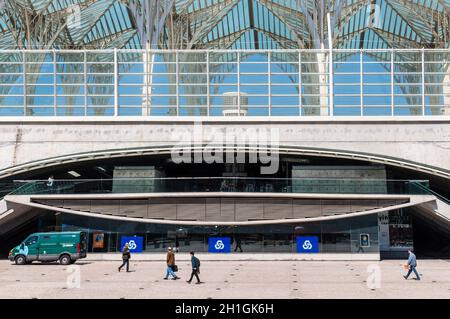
<box><xmin>8</xmin><ymin>177</ymin><xmax>432</xmax><ymax>196</ymax></box>
<box><xmin>0</xmin><ymin>49</ymin><xmax>449</xmax><ymax>117</ymax></box>
<box><xmin>408</xmin><ymin>181</ymin><xmax>450</xmax><ymax>205</ymax></box>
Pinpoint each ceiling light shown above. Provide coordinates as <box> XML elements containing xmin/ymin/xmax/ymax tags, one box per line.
<box><xmin>68</xmin><ymin>170</ymin><xmax>81</xmax><ymax>177</ymax></box>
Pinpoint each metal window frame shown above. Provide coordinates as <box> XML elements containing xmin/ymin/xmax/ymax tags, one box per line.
<box><xmin>0</xmin><ymin>49</ymin><xmax>448</xmax><ymax>117</ymax></box>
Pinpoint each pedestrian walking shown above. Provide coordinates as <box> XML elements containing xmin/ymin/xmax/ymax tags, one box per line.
<box><xmin>186</xmin><ymin>251</ymin><xmax>201</xmax><ymax>284</ymax></box>
<box><xmin>403</xmin><ymin>249</ymin><xmax>420</xmax><ymax>280</ymax></box>
<box><xmin>118</xmin><ymin>243</ymin><xmax>131</xmax><ymax>272</ymax></box>
<box><xmin>46</xmin><ymin>175</ymin><xmax>54</xmax><ymax>192</ymax></box>
<box><xmin>234</xmin><ymin>235</ymin><xmax>243</xmax><ymax>252</ymax></box>
<box><xmin>164</xmin><ymin>247</ymin><xmax>179</xmax><ymax>280</ymax></box>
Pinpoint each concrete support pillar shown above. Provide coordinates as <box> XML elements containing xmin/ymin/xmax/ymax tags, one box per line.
<box><xmin>142</xmin><ymin>42</ymin><xmax>153</xmax><ymax>116</ymax></box>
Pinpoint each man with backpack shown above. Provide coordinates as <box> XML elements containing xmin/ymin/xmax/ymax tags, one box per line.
<box><xmin>186</xmin><ymin>251</ymin><xmax>201</xmax><ymax>284</ymax></box>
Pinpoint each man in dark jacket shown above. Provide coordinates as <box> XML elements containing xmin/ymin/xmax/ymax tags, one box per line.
<box><xmin>234</xmin><ymin>235</ymin><xmax>243</xmax><ymax>252</ymax></box>
<box><xmin>118</xmin><ymin>243</ymin><xmax>131</xmax><ymax>272</ymax></box>
<box><xmin>164</xmin><ymin>247</ymin><xmax>179</xmax><ymax>280</ymax></box>
<box><xmin>186</xmin><ymin>251</ymin><xmax>201</xmax><ymax>284</ymax></box>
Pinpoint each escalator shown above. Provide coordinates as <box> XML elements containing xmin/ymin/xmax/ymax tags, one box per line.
<box><xmin>0</xmin><ymin>182</ymin><xmax>15</xmax><ymax>200</ymax></box>
<box><xmin>406</xmin><ymin>183</ymin><xmax>450</xmax><ymax>258</ymax></box>
<box><xmin>0</xmin><ymin>214</ymin><xmax>40</xmax><ymax>258</ymax></box>
<box><xmin>410</xmin><ymin>208</ymin><xmax>450</xmax><ymax>258</ymax></box>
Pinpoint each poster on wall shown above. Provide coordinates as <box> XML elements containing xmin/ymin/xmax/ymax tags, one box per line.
<box><xmin>93</xmin><ymin>233</ymin><xmax>104</xmax><ymax>249</ymax></box>
<box><xmin>360</xmin><ymin>234</ymin><xmax>370</xmax><ymax>247</ymax></box>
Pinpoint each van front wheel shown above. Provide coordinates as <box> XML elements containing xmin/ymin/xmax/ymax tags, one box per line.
<box><xmin>15</xmin><ymin>255</ymin><xmax>27</xmax><ymax>265</ymax></box>
<box><xmin>59</xmin><ymin>254</ymin><xmax>71</xmax><ymax>265</ymax></box>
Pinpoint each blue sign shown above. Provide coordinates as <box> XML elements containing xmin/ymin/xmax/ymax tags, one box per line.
<box><xmin>120</xmin><ymin>236</ymin><xmax>143</xmax><ymax>253</ymax></box>
<box><xmin>296</xmin><ymin>236</ymin><xmax>319</xmax><ymax>253</ymax></box>
<box><xmin>208</xmin><ymin>237</ymin><xmax>231</xmax><ymax>253</ymax></box>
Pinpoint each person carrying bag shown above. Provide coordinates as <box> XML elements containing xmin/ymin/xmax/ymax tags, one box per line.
<box><xmin>164</xmin><ymin>247</ymin><xmax>179</xmax><ymax>280</ymax></box>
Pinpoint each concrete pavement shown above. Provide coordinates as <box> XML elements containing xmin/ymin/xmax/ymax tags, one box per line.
<box><xmin>0</xmin><ymin>259</ymin><xmax>449</xmax><ymax>299</ymax></box>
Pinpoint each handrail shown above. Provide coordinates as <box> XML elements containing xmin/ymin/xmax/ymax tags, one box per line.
<box><xmin>12</xmin><ymin>177</ymin><xmax>430</xmax><ymax>183</ymax></box>
<box><xmin>409</xmin><ymin>181</ymin><xmax>450</xmax><ymax>205</ymax></box>
<box><xmin>8</xmin><ymin>177</ymin><xmax>432</xmax><ymax>196</ymax></box>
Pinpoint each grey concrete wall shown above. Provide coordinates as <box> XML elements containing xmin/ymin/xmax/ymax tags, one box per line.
<box><xmin>0</xmin><ymin>117</ymin><xmax>449</xmax><ymax>178</ymax></box>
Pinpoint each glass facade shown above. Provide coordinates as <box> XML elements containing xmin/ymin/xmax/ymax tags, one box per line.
<box><xmin>1</xmin><ymin>49</ymin><xmax>449</xmax><ymax>117</ymax></box>
<box><xmin>388</xmin><ymin>210</ymin><xmax>414</xmax><ymax>248</ymax></box>
<box><xmin>36</xmin><ymin>211</ymin><xmax>379</xmax><ymax>254</ymax></box>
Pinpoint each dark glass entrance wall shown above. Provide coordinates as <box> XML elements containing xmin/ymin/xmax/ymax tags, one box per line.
<box><xmin>35</xmin><ymin>212</ymin><xmax>380</xmax><ymax>254</ymax></box>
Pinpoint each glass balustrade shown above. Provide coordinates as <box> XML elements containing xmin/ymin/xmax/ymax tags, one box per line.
<box><xmin>7</xmin><ymin>177</ymin><xmax>432</xmax><ymax>196</ymax></box>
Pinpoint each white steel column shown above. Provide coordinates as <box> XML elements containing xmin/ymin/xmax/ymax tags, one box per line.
<box><xmin>53</xmin><ymin>50</ymin><xmax>57</xmax><ymax>116</ymax></box>
<box><xmin>299</xmin><ymin>50</ymin><xmax>302</xmax><ymax>116</ymax></box>
<box><xmin>443</xmin><ymin>62</ymin><xmax>450</xmax><ymax>115</ymax></box>
<box><xmin>360</xmin><ymin>50</ymin><xmax>363</xmax><ymax>116</ymax></box>
<box><xmin>142</xmin><ymin>44</ymin><xmax>155</xmax><ymax>116</ymax></box>
<box><xmin>327</xmin><ymin>12</ymin><xmax>334</xmax><ymax>117</ymax></box>
<box><xmin>268</xmin><ymin>51</ymin><xmax>271</xmax><ymax>116</ymax></box>
<box><xmin>84</xmin><ymin>51</ymin><xmax>88</xmax><ymax>116</ymax></box>
<box><xmin>113</xmin><ymin>48</ymin><xmax>119</xmax><ymax>116</ymax></box>
<box><xmin>421</xmin><ymin>48</ymin><xmax>425</xmax><ymax>116</ymax></box>
<box><xmin>328</xmin><ymin>49</ymin><xmax>334</xmax><ymax>116</ymax></box>
<box><xmin>207</xmin><ymin>51</ymin><xmax>210</xmax><ymax>116</ymax></box>
<box><xmin>237</xmin><ymin>51</ymin><xmax>241</xmax><ymax>116</ymax></box>
<box><xmin>142</xmin><ymin>46</ymin><xmax>148</xmax><ymax>116</ymax></box>
<box><xmin>390</xmin><ymin>49</ymin><xmax>394</xmax><ymax>116</ymax></box>
<box><xmin>317</xmin><ymin>51</ymin><xmax>328</xmax><ymax>116</ymax></box>
<box><xmin>23</xmin><ymin>51</ymin><xmax>26</xmax><ymax>116</ymax></box>
<box><xmin>176</xmin><ymin>51</ymin><xmax>179</xmax><ymax>116</ymax></box>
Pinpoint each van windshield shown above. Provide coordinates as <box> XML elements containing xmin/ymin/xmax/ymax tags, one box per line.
<box><xmin>24</xmin><ymin>236</ymin><xmax>38</xmax><ymax>246</ymax></box>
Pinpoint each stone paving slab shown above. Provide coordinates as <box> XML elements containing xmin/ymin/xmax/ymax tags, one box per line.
<box><xmin>0</xmin><ymin>259</ymin><xmax>449</xmax><ymax>299</ymax></box>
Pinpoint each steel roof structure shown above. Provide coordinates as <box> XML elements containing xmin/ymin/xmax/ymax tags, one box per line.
<box><xmin>0</xmin><ymin>0</ymin><xmax>448</xmax><ymax>50</ymax></box>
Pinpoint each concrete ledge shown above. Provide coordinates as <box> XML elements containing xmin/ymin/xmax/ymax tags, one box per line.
<box><xmin>1</xmin><ymin>115</ymin><xmax>449</xmax><ymax>124</ymax></box>
<box><xmin>84</xmin><ymin>252</ymin><xmax>380</xmax><ymax>262</ymax></box>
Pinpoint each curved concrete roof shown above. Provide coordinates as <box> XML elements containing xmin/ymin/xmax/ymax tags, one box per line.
<box><xmin>1</xmin><ymin>192</ymin><xmax>434</xmax><ymax>226</ymax></box>
<box><xmin>1</xmin><ymin>144</ymin><xmax>448</xmax><ymax>180</ymax></box>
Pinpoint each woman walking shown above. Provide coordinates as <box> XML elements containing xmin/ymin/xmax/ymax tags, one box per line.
<box><xmin>118</xmin><ymin>243</ymin><xmax>131</xmax><ymax>272</ymax></box>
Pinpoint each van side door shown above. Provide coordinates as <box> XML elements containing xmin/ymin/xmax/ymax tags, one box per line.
<box><xmin>38</xmin><ymin>234</ymin><xmax>59</xmax><ymax>261</ymax></box>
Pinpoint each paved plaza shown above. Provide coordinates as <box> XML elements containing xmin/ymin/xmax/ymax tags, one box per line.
<box><xmin>0</xmin><ymin>258</ymin><xmax>449</xmax><ymax>299</ymax></box>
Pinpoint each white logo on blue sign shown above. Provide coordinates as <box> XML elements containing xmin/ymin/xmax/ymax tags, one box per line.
<box><xmin>296</xmin><ymin>236</ymin><xmax>319</xmax><ymax>253</ymax></box>
<box><xmin>302</xmin><ymin>240</ymin><xmax>313</xmax><ymax>250</ymax></box>
<box><xmin>121</xmin><ymin>236</ymin><xmax>143</xmax><ymax>253</ymax></box>
<box><xmin>214</xmin><ymin>240</ymin><xmax>225</xmax><ymax>250</ymax></box>
<box><xmin>127</xmin><ymin>240</ymin><xmax>137</xmax><ymax>250</ymax></box>
<box><xmin>208</xmin><ymin>237</ymin><xmax>231</xmax><ymax>253</ymax></box>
